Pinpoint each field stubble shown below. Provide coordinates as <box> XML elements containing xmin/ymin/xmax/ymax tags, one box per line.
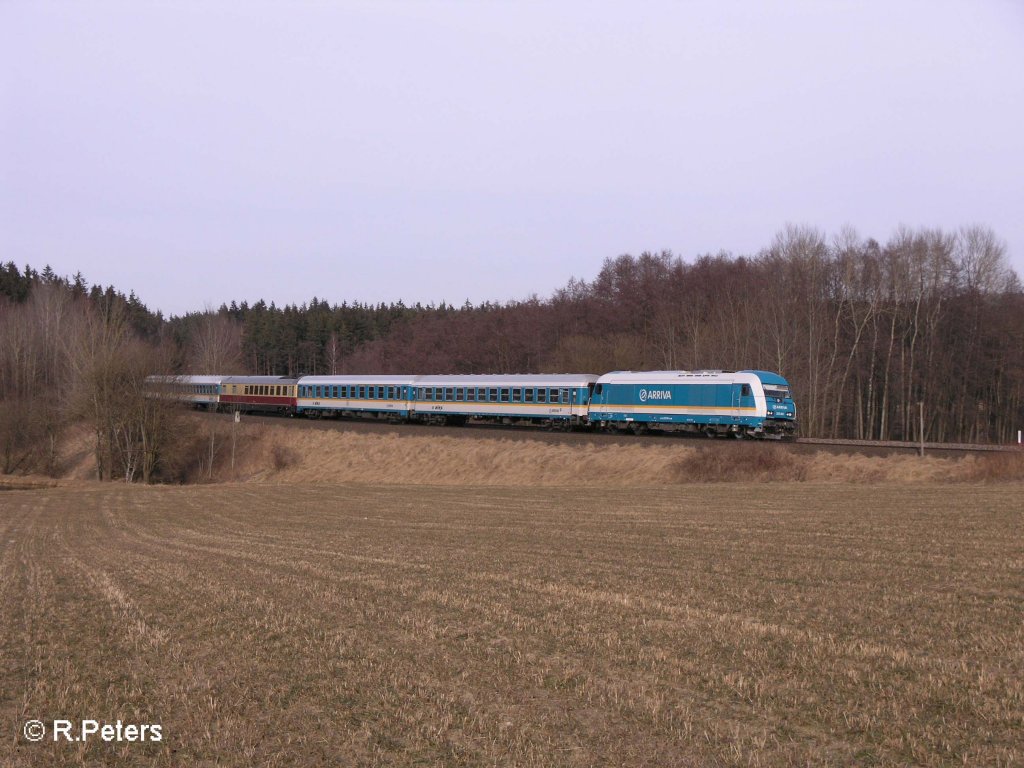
<box><xmin>1</xmin><ymin>481</ymin><xmax>1022</xmax><ymax>766</ymax></box>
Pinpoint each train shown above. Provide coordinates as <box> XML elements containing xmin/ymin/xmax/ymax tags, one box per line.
<box><xmin>148</xmin><ymin>369</ymin><xmax>797</xmax><ymax>438</ymax></box>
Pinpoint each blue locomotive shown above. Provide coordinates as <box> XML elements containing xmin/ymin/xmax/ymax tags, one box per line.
<box><xmin>588</xmin><ymin>370</ymin><xmax>796</xmax><ymax>438</ymax></box>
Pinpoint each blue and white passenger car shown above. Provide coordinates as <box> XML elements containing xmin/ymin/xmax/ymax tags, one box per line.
<box><xmin>587</xmin><ymin>370</ymin><xmax>797</xmax><ymax>437</ymax></box>
<box><xmin>409</xmin><ymin>374</ymin><xmax>599</xmax><ymax>427</ymax></box>
<box><xmin>145</xmin><ymin>375</ymin><xmax>224</xmax><ymax>410</ymax></box>
<box><xmin>296</xmin><ymin>375</ymin><xmax>417</xmax><ymax>420</ymax></box>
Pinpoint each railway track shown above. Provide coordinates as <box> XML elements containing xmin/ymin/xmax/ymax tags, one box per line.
<box><xmin>794</xmin><ymin>436</ymin><xmax>1018</xmax><ymax>454</ymax></box>
<box><xmin>201</xmin><ymin>410</ymin><xmax>1021</xmax><ymax>458</ymax></box>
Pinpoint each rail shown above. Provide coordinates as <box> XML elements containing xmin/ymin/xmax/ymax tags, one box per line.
<box><xmin>795</xmin><ymin>437</ymin><xmax>1020</xmax><ymax>453</ymax></box>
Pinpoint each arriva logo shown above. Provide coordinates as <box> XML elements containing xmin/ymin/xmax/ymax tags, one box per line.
<box><xmin>639</xmin><ymin>389</ymin><xmax>671</xmax><ymax>402</ymax></box>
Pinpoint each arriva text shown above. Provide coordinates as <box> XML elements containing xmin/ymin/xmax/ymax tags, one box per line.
<box><xmin>639</xmin><ymin>389</ymin><xmax>671</xmax><ymax>402</ymax></box>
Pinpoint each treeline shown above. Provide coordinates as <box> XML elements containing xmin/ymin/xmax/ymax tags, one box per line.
<box><xmin>0</xmin><ymin>263</ymin><xmax>164</xmax><ymax>339</ymax></box>
<box><xmin>547</xmin><ymin>225</ymin><xmax>1023</xmax><ymax>444</ymax></box>
<box><xmin>0</xmin><ymin>266</ymin><xmax>189</xmax><ymax>480</ymax></box>
<box><xmin>1</xmin><ymin>223</ymin><xmax>1022</xmax><ymax>482</ymax></box>
<box><xmin>183</xmin><ymin>224</ymin><xmax>1021</xmax><ymax>444</ymax></box>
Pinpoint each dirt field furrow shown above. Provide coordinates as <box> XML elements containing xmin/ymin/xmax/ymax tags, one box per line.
<box><xmin>1</xmin><ymin>482</ymin><xmax>1022</xmax><ymax>767</ymax></box>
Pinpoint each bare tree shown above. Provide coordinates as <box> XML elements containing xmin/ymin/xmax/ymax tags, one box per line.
<box><xmin>188</xmin><ymin>312</ymin><xmax>243</xmax><ymax>373</ymax></box>
<box><xmin>64</xmin><ymin>300</ymin><xmax>135</xmax><ymax>480</ymax></box>
<box><xmin>0</xmin><ymin>285</ymin><xmax>76</xmax><ymax>474</ymax></box>
<box><xmin>323</xmin><ymin>331</ymin><xmax>342</xmax><ymax>375</ymax></box>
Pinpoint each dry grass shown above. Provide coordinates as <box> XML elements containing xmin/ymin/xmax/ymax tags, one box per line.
<box><xmin>956</xmin><ymin>451</ymin><xmax>1024</xmax><ymax>482</ymax></box>
<box><xmin>267</xmin><ymin>429</ymin><xmax>686</xmax><ymax>487</ymax></box>
<box><xmin>220</xmin><ymin>422</ymin><xmax>1024</xmax><ymax>486</ymax></box>
<box><xmin>2</xmin><ymin>482</ymin><xmax>1022</xmax><ymax>766</ymax></box>
<box><xmin>34</xmin><ymin>415</ymin><xmax>1024</xmax><ymax>486</ymax></box>
<box><xmin>0</xmin><ymin>475</ymin><xmax>63</xmax><ymax>491</ymax></box>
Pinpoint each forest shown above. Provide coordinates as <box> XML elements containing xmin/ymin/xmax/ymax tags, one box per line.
<box><xmin>1</xmin><ymin>224</ymin><xmax>1022</xmax><ymax>480</ymax></box>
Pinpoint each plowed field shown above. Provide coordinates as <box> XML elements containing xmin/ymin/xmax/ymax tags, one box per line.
<box><xmin>2</xmin><ymin>483</ymin><xmax>1022</xmax><ymax>766</ymax></box>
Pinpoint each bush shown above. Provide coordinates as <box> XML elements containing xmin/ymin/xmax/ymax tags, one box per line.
<box><xmin>0</xmin><ymin>396</ymin><xmax>63</xmax><ymax>476</ymax></box>
<box><xmin>958</xmin><ymin>452</ymin><xmax>1024</xmax><ymax>482</ymax></box>
<box><xmin>674</xmin><ymin>443</ymin><xmax>808</xmax><ymax>482</ymax></box>
<box><xmin>271</xmin><ymin>443</ymin><xmax>298</xmax><ymax>471</ymax></box>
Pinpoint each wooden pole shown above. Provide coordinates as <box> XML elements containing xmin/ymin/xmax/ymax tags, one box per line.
<box><xmin>919</xmin><ymin>401</ymin><xmax>924</xmax><ymax>457</ymax></box>
<box><xmin>231</xmin><ymin>410</ymin><xmax>238</xmax><ymax>471</ymax></box>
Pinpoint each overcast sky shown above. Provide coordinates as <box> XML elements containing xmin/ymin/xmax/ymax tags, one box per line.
<box><xmin>3</xmin><ymin>1</ymin><xmax>1022</xmax><ymax>316</ymax></box>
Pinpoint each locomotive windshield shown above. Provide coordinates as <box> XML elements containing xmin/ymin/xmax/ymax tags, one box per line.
<box><xmin>764</xmin><ymin>386</ymin><xmax>791</xmax><ymax>399</ymax></box>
